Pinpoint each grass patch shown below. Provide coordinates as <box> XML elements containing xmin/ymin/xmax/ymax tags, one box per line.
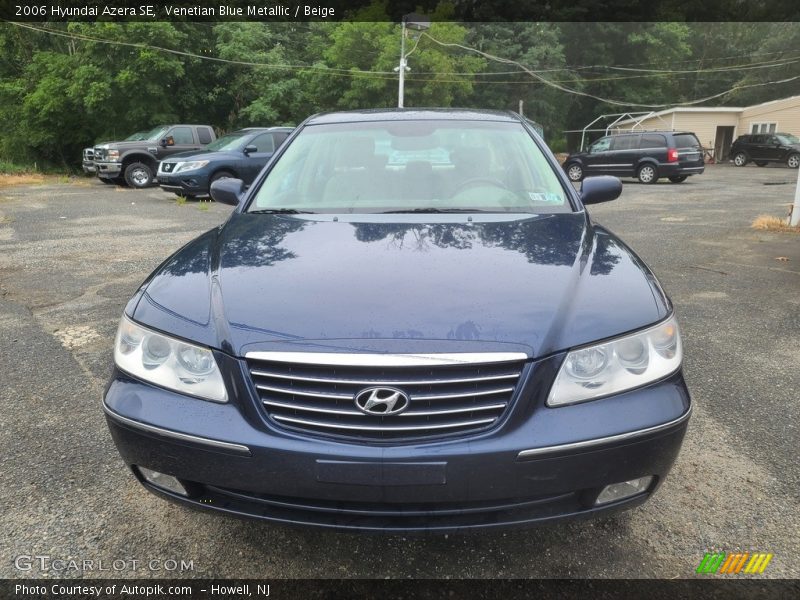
<box><xmin>0</xmin><ymin>161</ymin><xmax>83</xmax><ymax>188</ymax></box>
<box><xmin>0</xmin><ymin>173</ymin><xmax>46</xmax><ymax>187</ymax></box>
<box><xmin>752</xmin><ymin>214</ymin><xmax>800</xmax><ymax>233</ymax></box>
<box><xmin>175</xmin><ymin>196</ymin><xmax>187</xmax><ymax>205</ymax></box>
<box><xmin>198</xmin><ymin>199</ymin><xmax>210</xmax><ymax>211</ymax></box>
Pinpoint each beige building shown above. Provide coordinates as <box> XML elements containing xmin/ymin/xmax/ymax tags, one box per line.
<box><xmin>613</xmin><ymin>95</ymin><xmax>800</xmax><ymax>161</ymax></box>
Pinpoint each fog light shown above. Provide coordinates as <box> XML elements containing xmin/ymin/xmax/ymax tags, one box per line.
<box><xmin>137</xmin><ymin>466</ymin><xmax>188</xmax><ymax>496</ymax></box>
<box><xmin>595</xmin><ymin>476</ymin><xmax>653</xmax><ymax>505</ymax></box>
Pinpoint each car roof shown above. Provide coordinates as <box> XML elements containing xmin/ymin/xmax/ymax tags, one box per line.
<box><xmin>609</xmin><ymin>130</ymin><xmax>695</xmax><ymax>136</ymax></box>
<box><xmin>238</xmin><ymin>127</ymin><xmax>294</xmax><ymax>132</ymax></box>
<box><xmin>306</xmin><ymin>108</ymin><xmax>522</xmax><ymax>125</ymax></box>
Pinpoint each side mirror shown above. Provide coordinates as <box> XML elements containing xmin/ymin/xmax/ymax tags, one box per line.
<box><xmin>210</xmin><ymin>177</ymin><xmax>246</xmax><ymax>206</ymax></box>
<box><xmin>243</xmin><ymin>145</ymin><xmax>257</xmax><ymax>155</ymax></box>
<box><xmin>580</xmin><ymin>175</ymin><xmax>622</xmax><ymax>205</ymax></box>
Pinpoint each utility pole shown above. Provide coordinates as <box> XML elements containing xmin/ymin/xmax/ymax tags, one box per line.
<box><xmin>397</xmin><ymin>19</ymin><xmax>407</xmax><ymax>108</ymax></box>
<box><xmin>791</xmin><ymin>163</ymin><xmax>800</xmax><ymax>226</ymax></box>
<box><xmin>396</xmin><ymin>14</ymin><xmax>430</xmax><ymax>109</ymax></box>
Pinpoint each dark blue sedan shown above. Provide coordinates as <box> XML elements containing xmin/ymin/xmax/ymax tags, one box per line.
<box><xmin>156</xmin><ymin>127</ymin><xmax>292</xmax><ymax>198</ymax></box>
<box><xmin>104</xmin><ymin>109</ymin><xmax>691</xmax><ymax>532</ymax></box>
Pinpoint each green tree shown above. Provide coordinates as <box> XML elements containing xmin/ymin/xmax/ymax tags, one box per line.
<box><xmin>305</xmin><ymin>2</ymin><xmax>484</xmax><ymax>111</ymax></box>
<box><xmin>465</xmin><ymin>23</ymin><xmax>567</xmax><ymax>140</ymax></box>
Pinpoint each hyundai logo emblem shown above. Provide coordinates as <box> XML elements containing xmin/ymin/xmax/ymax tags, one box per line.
<box><xmin>354</xmin><ymin>387</ymin><xmax>410</xmax><ymax>416</ymax></box>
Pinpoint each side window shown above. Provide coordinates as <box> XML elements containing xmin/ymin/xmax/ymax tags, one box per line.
<box><xmin>170</xmin><ymin>127</ymin><xmax>194</xmax><ymax>145</ymax></box>
<box><xmin>589</xmin><ymin>137</ymin><xmax>611</xmax><ymax>153</ymax></box>
<box><xmin>751</xmin><ymin>135</ymin><xmax>765</xmax><ymax>144</ymax></box>
<box><xmin>640</xmin><ymin>134</ymin><xmax>666</xmax><ymax>149</ymax></box>
<box><xmin>197</xmin><ymin>127</ymin><xmax>213</xmax><ymax>145</ymax></box>
<box><xmin>273</xmin><ymin>132</ymin><xmax>290</xmax><ymax>147</ymax></box>
<box><xmin>610</xmin><ymin>135</ymin><xmax>639</xmax><ymax>151</ymax></box>
<box><xmin>673</xmin><ymin>134</ymin><xmax>700</xmax><ymax>149</ymax></box>
<box><xmin>250</xmin><ymin>133</ymin><xmax>275</xmax><ymax>154</ymax></box>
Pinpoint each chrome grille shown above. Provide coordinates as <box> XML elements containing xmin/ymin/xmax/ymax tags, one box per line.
<box><xmin>83</xmin><ymin>148</ymin><xmax>94</xmax><ymax>161</ymax></box>
<box><xmin>93</xmin><ymin>147</ymin><xmax>106</xmax><ymax>161</ymax></box>
<box><xmin>245</xmin><ymin>352</ymin><xmax>526</xmax><ymax>441</ymax></box>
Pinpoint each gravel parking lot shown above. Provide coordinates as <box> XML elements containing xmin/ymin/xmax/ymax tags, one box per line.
<box><xmin>1</xmin><ymin>165</ymin><xmax>798</xmax><ymax>579</ymax></box>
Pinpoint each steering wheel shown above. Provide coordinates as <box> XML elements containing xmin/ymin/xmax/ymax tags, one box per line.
<box><xmin>452</xmin><ymin>177</ymin><xmax>510</xmax><ymax>194</ymax></box>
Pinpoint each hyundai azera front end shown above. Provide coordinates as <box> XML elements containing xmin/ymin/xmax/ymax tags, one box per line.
<box><xmin>103</xmin><ymin>109</ymin><xmax>691</xmax><ymax>532</ymax></box>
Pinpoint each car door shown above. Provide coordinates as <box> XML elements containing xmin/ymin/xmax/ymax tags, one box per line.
<box><xmin>584</xmin><ymin>136</ymin><xmax>613</xmax><ymax>174</ymax></box>
<box><xmin>748</xmin><ymin>135</ymin><xmax>769</xmax><ymax>160</ymax></box>
<box><xmin>639</xmin><ymin>133</ymin><xmax>668</xmax><ymax>169</ymax></box>
<box><xmin>763</xmin><ymin>135</ymin><xmax>784</xmax><ymax>161</ymax></box>
<box><xmin>158</xmin><ymin>126</ymin><xmax>202</xmax><ymax>159</ymax></box>
<box><xmin>241</xmin><ymin>132</ymin><xmax>277</xmax><ymax>183</ymax></box>
<box><xmin>608</xmin><ymin>134</ymin><xmax>641</xmax><ymax>176</ymax></box>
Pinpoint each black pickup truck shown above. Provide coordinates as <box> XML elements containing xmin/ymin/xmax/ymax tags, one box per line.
<box><xmin>94</xmin><ymin>124</ymin><xmax>216</xmax><ymax>188</ymax></box>
<box><xmin>82</xmin><ymin>130</ymin><xmax>149</xmax><ymax>175</ymax></box>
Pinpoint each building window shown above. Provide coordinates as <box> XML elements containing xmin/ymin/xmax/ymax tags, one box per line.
<box><xmin>751</xmin><ymin>122</ymin><xmax>777</xmax><ymax>134</ymax></box>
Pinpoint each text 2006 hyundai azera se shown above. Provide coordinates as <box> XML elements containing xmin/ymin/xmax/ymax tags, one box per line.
<box><xmin>103</xmin><ymin>109</ymin><xmax>691</xmax><ymax>532</ymax></box>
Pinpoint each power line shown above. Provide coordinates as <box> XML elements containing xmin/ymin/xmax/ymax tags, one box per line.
<box><xmin>6</xmin><ymin>20</ymin><xmax>800</xmax><ymax>101</ymax></box>
<box><xmin>5</xmin><ymin>21</ymin><xmax>399</xmax><ymax>78</ymax></box>
<box><xmin>420</xmin><ymin>31</ymin><xmax>800</xmax><ymax>109</ymax></box>
<box><xmin>9</xmin><ymin>21</ymin><xmax>799</xmax><ymax>80</ymax></box>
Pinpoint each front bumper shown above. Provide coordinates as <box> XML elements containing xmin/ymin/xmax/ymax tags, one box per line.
<box><xmin>96</xmin><ymin>161</ymin><xmax>122</xmax><ymax>178</ymax></box>
<box><xmin>82</xmin><ymin>161</ymin><xmax>97</xmax><ymax>174</ymax></box>
<box><xmin>103</xmin><ymin>355</ymin><xmax>691</xmax><ymax>532</ymax></box>
<box><xmin>157</xmin><ymin>172</ymin><xmax>209</xmax><ymax>196</ymax></box>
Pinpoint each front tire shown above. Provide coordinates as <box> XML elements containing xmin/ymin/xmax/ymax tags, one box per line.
<box><xmin>668</xmin><ymin>175</ymin><xmax>687</xmax><ymax>183</ymax></box>
<box><xmin>566</xmin><ymin>163</ymin><xmax>583</xmax><ymax>182</ymax></box>
<box><xmin>124</xmin><ymin>162</ymin><xmax>154</xmax><ymax>188</ymax></box>
<box><xmin>733</xmin><ymin>152</ymin><xmax>748</xmax><ymax>167</ymax></box>
<box><xmin>208</xmin><ymin>170</ymin><xmax>235</xmax><ymax>197</ymax></box>
<box><xmin>788</xmin><ymin>154</ymin><xmax>800</xmax><ymax>169</ymax></box>
<box><xmin>637</xmin><ymin>164</ymin><xmax>658</xmax><ymax>184</ymax></box>
<box><xmin>210</xmin><ymin>170</ymin><xmax>234</xmax><ymax>184</ymax></box>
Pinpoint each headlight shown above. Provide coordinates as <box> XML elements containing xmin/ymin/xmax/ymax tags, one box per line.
<box><xmin>174</xmin><ymin>160</ymin><xmax>209</xmax><ymax>173</ymax></box>
<box><xmin>113</xmin><ymin>316</ymin><xmax>227</xmax><ymax>402</ymax></box>
<box><xmin>107</xmin><ymin>150</ymin><xmax>120</xmax><ymax>161</ymax></box>
<box><xmin>547</xmin><ymin>316</ymin><xmax>682</xmax><ymax>407</ymax></box>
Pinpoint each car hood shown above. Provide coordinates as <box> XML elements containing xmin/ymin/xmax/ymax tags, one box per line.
<box><xmin>131</xmin><ymin>212</ymin><xmax>670</xmax><ymax>358</ymax></box>
<box><xmin>99</xmin><ymin>140</ymin><xmax>156</xmax><ymax>149</ymax></box>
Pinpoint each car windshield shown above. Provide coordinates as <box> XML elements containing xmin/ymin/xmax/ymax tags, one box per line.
<box><xmin>777</xmin><ymin>133</ymin><xmax>800</xmax><ymax>145</ymax></box>
<box><xmin>206</xmin><ymin>131</ymin><xmax>251</xmax><ymax>152</ymax></box>
<box><xmin>143</xmin><ymin>126</ymin><xmax>170</xmax><ymax>141</ymax></box>
<box><xmin>124</xmin><ymin>131</ymin><xmax>148</xmax><ymax>141</ymax></box>
<box><xmin>248</xmin><ymin>120</ymin><xmax>570</xmax><ymax>214</ymax></box>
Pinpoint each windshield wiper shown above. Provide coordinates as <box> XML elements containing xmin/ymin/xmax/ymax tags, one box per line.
<box><xmin>249</xmin><ymin>208</ymin><xmax>316</xmax><ymax>214</ymax></box>
<box><xmin>379</xmin><ymin>208</ymin><xmax>493</xmax><ymax>214</ymax></box>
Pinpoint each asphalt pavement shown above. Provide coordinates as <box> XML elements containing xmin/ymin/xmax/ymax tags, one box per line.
<box><xmin>0</xmin><ymin>165</ymin><xmax>798</xmax><ymax>578</ymax></box>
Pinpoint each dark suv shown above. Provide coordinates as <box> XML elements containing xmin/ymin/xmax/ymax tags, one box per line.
<box><xmin>157</xmin><ymin>127</ymin><xmax>292</xmax><ymax>198</ymax></box>
<box><xmin>730</xmin><ymin>133</ymin><xmax>800</xmax><ymax>168</ymax></box>
<box><xmin>563</xmin><ymin>131</ymin><xmax>704</xmax><ymax>184</ymax></box>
